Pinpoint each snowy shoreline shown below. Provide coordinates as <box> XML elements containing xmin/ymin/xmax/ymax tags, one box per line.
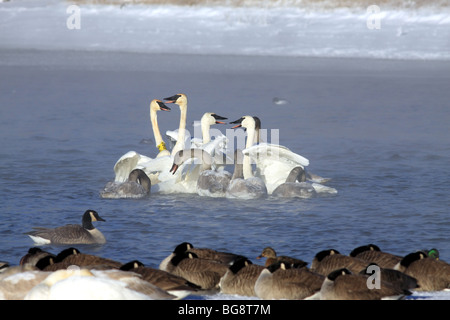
<box><xmin>1</xmin><ymin>0</ymin><xmax>449</xmax><ymax>61</ymax></box>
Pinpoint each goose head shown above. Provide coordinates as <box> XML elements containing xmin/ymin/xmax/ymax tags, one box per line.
<box><xmin>55</xmin><ymin>247</ymin><xmax>81</xmax><ymax>262</ymax></box>
<box><xmin>349</xmin><ymin>244</ymin><xmax>381</xmax><ymax>257</ymax></box>
<box><xmin>171</xmin><ymin>252</ymin><xmax>198</xmax><ymax>267</ymax></box>
<box><xmin>164</xmin><ymin>93</ymin><xmax>187</xmax><ymax>107</ymax></box>
<box><xmin>394</xmin><ymin>251</ymin><xmax>428</xmax><ymax>272</ymax></box>
<box><xmin>120</xmin><ymin>260</ymin><xmax>145</xmax><ymax>271</ymax></box>
<box><xmin>150</xmin><ymin>99</ymin><xmax>171</xmax><ymax>112</ymax></box>
<box><xmin>314</xmin><ymin>249</ymin><xmax>340</xmax><ymax>262</ymax></box>
<box><xmin>266</xmin><ymin>261</ymin><xmax>291</xmax><ymax>273</ymax></box>
<box><xmin>326</xmin><ymin>268</ymin><xmax>352</xmax><ymax>281</ymax></box>
<box><xmin>82</xmin><ymin>210</ymin><xmax>106</xmax><ymax>231</ymax></box>
<box><xmin>229</xmin><ymin>257</ymin><xmax>253</xmax><ymax>274</ymax></box>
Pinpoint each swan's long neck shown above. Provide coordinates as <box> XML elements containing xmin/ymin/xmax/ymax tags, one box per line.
<box><xmin>243</xmin><ymin>123</ymin><xmax>256</xmax><ymax>179</ymax></box>
<box><xmin>201</xmin><ymin>119</ymin><xmax>211</xmax><ymax>144</ymax></box>
<box><xmin>150</xmin><ymin>108</ymin><xmax>163</xmax><ymax>148</ymax></box>
<box><xmin>171</xmin><ymin>103</ymin><xmax>187</xmax><ymax>157</ymax></box>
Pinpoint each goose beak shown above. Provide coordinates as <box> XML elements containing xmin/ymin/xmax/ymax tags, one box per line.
<box><xmin>170</xmin><ymin>163</ymin><xmax>179</xmax><ymax>174</ymax></box>
<box><xmin>256</xmin><ymin>255</ymin><xmax>262</xmax><ymax>260</ymax></box>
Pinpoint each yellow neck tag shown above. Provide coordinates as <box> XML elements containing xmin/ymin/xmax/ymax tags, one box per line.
<box><xmin>157</xmin><ymin>141</ymin><xmax>167</xmax><ymax>152</ymax></box>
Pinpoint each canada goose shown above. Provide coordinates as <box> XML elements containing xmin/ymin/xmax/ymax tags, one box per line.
<box><xmin>394</xmin><ymin>251</ymin><xmax>450</xmax><ymax>291</ymax></box>
<box><xmin>349</xmin><ymin>244</ymin><xmax>402</xmax><ymax>269</ymax></box>
<box><xmin>25</xmin><ymin>210</ymin><xmax>106</xmax><ymax>245</ymax></box>
<box><xmin>225</xmin><ymin>149</ymin><xmax>267</xmax><ymax>200</ymax></box>
<box><xmin>170</xmin><ymin>148</ymin><xmax>231</xmax><ymax>197</ymax></box>
<box><xmin>310</xmin><ymin>249</ymin><xmax>368</xmax><ymax>276</ymax></box>
<box><xmin>360</xmin><ymin>263</ymin><xmax>419</xmax><ymax>291</ymax></box>
<box><xmin>163</xmin><ymin>252</ymin><xmax>229</xmax><ymax>290</ymax></box>
<box><xmin>272</xmin><ymin>166</ymin><xmax>317</xmax><ymax>198</ymax></box>
<box><xmin>256</xmin><ymin>247</ymin><xmax>308</xmax><ymax>268</ymax></box>
<box><xmin>120</xmin><ymin>260</ymin><xmax>200</xmax><ymax>299</ymax></box>
<box><xmin>254</xmin><ymin>261</ymin><xmax>325</xmax><ymax>300</ymax></box>
<box><xmin>36</xmin><ymin>247</ymin><xmax>122</xmax><ymax>271</ymax></box>
<box><xmin>160</xmin><ymin>242</ymin><xmax>244</xmax><ymax>271</ymax></box>
<box><xmin>24</xmin><ymin>268</ymin><xmax>175</xmax><ymax>300</ymax></box>
<box><xmin>100</xmin><ymin>168</ymin><xmax>151</xmax><ymax>199</ymax></box>
<box><xmin>320</xmin><ymin>268</ymin><xmax>411</xmax><ymax>300</ymax></box>
<box><xmin>219</xmin><ymin>257</ymin><xmax>265</xmax><ymax>297</ymax></box>
<box><xmin>19</xmin><ymin>248</ymin><xmax>55</xmax><ymax>267</ymax></box>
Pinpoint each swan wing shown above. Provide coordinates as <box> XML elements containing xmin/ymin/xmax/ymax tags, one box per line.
<box><xmin>243</xmin><ymin>143</ymin><xmax>309</xmax><ymax>168</ymax></box>
<box><xmin>243</xmin><ymin>143</ymin><xmax>310</xmax><ymax>194</ymax></box>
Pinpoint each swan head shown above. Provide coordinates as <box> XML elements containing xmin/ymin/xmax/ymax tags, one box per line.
<box><xmin>202</xmin><ymin>112</ymin><xmax>227</xmax><ymax>125</ymax></box>
<box><xmin>150</xmin><ymin>99</ymin><xmax>171</xmax><ymax>112</ymax></box>
<box><xmin>164</xmin><ymin>93</ymin><xmax>187</xmax><ymax>107</ymax></box>
<box><xmin>230</xmin><ymin>115</ymin><xmax>255</xmax><ymax>130</ymax></box>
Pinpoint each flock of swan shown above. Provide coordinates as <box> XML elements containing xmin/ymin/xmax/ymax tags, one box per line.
<box><xmin>2</xmin><ymin>241</ymin><xmax>448</xmax><ymax>300</ymax></box>
<box><xmin>100</xmin><ymin>93</ymin><xmax>337</xmax><ymax>199</ymax></box>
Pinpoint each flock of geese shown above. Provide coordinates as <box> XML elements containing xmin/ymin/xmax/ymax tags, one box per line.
<box><xmin>100</xmin><ymin>93</ymin><xmax>337</xmax><ymax>199</ymax></box>
<box><xmin>1</xmin><ymin>241</ymin><xmax>449</xmax><ymax>300</ymax></box>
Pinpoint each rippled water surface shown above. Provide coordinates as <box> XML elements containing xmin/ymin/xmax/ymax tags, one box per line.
<box><xmin>0</xmin><ymin>50</ymin><xmax>449</xmax><ymax>299</ymax></box>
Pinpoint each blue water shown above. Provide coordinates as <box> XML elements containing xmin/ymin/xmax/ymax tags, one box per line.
<box><xmin>0</xmin><ymin>50</ymin><xmax>449</xmax><ymax>299</ymax></box>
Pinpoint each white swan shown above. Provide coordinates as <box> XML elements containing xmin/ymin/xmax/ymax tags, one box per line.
<box><xmin>166</xmin><ymin>112</ymin><xmax>230</xmax><ymax>166</ymax></box>
<box><xmin>170</xmin><ymin>149</ymin><xmax>231</xmax><ymax>197</ymax></box>
<box><xmin>226</xmin><ymin>149</ymin><xmax>267</xmax><ymax>200</ymax></box>
<box><xmin>230</xmin><ymin>115</ymin><xmax>308</xmax><ymax>194</ymax></box>
<box><xmin>100</xmin><ymin>169</ymin><xmax>151</xmax><ymax>199</ymax></box>
<box><xmin>113</xmin><ymin>99</ymin><xmax>170</xmax><ymax>183</ymax></box>
<box><xmin>164</xmin><ymin>94</ymin><xmax>188</xmax><ymax>157</ymax></box>
<box><xmin>231</xmin><ymin>116</ymin><xmax>310</xmax><ymax>194</ymax></box>
<box><xmin>113</xmin><ymin>95</ymin><xmax>200</xmax><ymax>193</ymax></box>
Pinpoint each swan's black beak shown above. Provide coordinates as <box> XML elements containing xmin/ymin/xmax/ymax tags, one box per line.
<box><xmin>170</xmin><ymin>163</ymin><xmax>179</xmax><ymax>174</ymax></box>
<box><xmin>230</xmin><ymin>117</ymin><xmax>244</xmax><ymax>129</ymax></box>
<box><xmin>164</xmin><ymin>94</ymin><xmax>181</xmax><ymax>103</ymax></box>
<box><xmin>156</xmin><ymin>100</ymin><xmax>171</xmax><ymax>111</ymax></box>
<box><xmin>212</xmin><ymin>114</ymin><xmax>227</xmax><ymax>124</ymax></box>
